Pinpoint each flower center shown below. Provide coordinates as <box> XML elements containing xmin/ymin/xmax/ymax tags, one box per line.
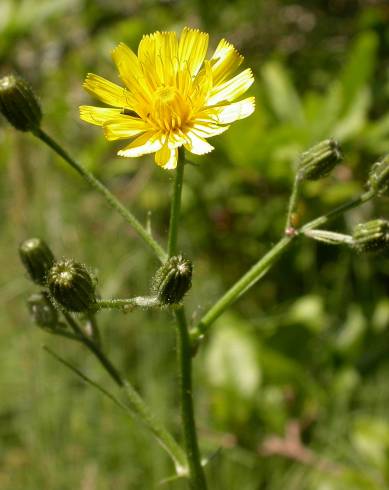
<box><xmin>151</xmin><ymin>86</ymin><xmax>190</xmax><ymax>132</ymax></box>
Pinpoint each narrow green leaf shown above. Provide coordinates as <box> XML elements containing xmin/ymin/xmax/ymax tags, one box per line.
<box><xmin>262</xmin><ymin>61</ymin><xmax>305</xmax><ymax>124</ymax></box>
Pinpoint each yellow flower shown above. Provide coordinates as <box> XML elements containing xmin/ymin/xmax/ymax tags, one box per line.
<box><xmin>80</xmin><ymin>27</ymin><xmax>255</xmax><ymax>169</ymax></box>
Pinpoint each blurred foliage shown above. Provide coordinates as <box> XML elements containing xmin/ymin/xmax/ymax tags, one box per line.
<box><xmin>1</xmin><ymin>0</ymin><xmax>389</xmax><ymax>489</ymax></box>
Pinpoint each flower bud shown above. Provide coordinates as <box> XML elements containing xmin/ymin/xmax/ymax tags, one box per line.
<box><xmin>298</xmin><ymin>139</ymin><xmax>342</xmax><ymax>180</ymax></box>
<box><xmin>304</xmin><ymin>229</ymin><xmax>353</xmax><ymax>246</ymax></box>
<box><xmin>19</xmin><ymin>237</ymin><xmax>55</xmax><ymax>286</ymax></box>
<box><xmin>352</xmin><ymin>219</ymin><xmax>389</xmax><ymax>253</ymax></box>
<box><xmin>0</xmin><ymin>74</ymin><xmax>42</xmax><ymax>131</ymax></box>
<box><xmin>27</xmin><ymin>291</ymin><xmax>58</xmax><ymax>329</ymax></box>
<box><xmin>367</xmin><ymin>155</ymin><xmax>389</xmax><ymax>196</ymax></box>
<box><xmin>47</xmin><ymin>259</ymin><xmax>96</xmax><ymax>312</ymax></box>
<box><xmin>152</xmin><ymin>255</ymin><xmax>192</xmax><ymax>305</ymax></box>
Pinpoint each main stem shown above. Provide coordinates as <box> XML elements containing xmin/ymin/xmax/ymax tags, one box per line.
<box><xmin>169</xmin><ymin>149</ymin><xmax>207</xmax><ymax>489</ymax></box>
<box><xmin>168</xmin><ymin>147</ymin><xmax>186</xmax><ymax>257</ymax></box>
<box><xmin>33</xmin><ymin>128</ymin><xmax>167</xmax><ymax>263</ymax></box>
<box><xmin>175</xmin><ymin>307</ymin><xmax>207</xmax><ymax>489</ymax></box>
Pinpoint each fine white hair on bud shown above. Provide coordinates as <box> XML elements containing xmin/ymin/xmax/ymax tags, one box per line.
<box><xmin>47</xmin><ymin>259</ymin><xmax>97</xmax><ymax>312</ymax></box>
<box><xmin>152</xmin><ymin>255</ymin><xmax>193</xmax><ymax>305</ymax></box>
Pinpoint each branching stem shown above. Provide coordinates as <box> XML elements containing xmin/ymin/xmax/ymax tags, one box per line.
<box><xmin>191</xmin><ymin>188</ymin><xmax>377</xmax><ymax>342</ymax></box>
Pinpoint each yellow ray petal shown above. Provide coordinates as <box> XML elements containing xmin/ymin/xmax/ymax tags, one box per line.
<box><xmin>118</xmin><ymin>131</ymin><xmax>163</xmax><ymax>157</ymax></box>
<box><xmin>190</xmin><ymin>60</ymin><xmax>213</xmax><ymax>108</ymax></box>
<box><xmin>212</xmin><ymin>97</ymin><xmax>255</xmax><ymax>124</ymax></box>
<box><xmin>156</xmin><ymin>32</ymin><xmax>179</xmax><ymax>85</ymax></box>
<box><xmin>138</xmin><ymin>32</ymin><xmax>179</xmax><ymax>88</ymax></box>
<box><xmin>137</xmin><ymin>33</ymin><xmax>161</xmax><ymax>88</ymax></box>
<box><xmin>112</xmin><ymin>43</ymin><xmax>151</xmax><ymax>102</ymax></box>
<box><xmin>178</xmin><ymin>27</ymin><xmax>209</xmax><ymax>77</ymax></box>
<box><xmin>83</xmin><ymin>73</ymin><xmax>136</xmax><ymax>108</ymax></box>
<box><xmin>207</xmin><ymin>68</ymin><xmax>254</xmax><ymax>105</ymax></box>
<box><xmin>155</xmin><ymin>145</ymin><xmax>178</xmax><ymax>169</ymax></box>
<box><xmin>184</xmin><ymin>130</ymin><xmax>214</xmax><ymax>155</ymax></box>
<box><xmin>79</xmin><ymin>106</ymin><xmax>122</xmax><ymax>126</ymax></box>
<box><xmin>191</xmin><ymin>118</ymin><xmax>230</xmax><ymax>137</ymax></box>
<box><xmin>210</xmin><ymin>39</ymin><xmax>243</xmax><ymax>85</ymax></box>
<box><xmin>103</xmin><ymin>114</ymin><xmax>150</xmax><ymax>141</ymax></box>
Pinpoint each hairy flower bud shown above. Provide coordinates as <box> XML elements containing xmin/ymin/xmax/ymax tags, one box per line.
<box><xmin>19</xmin><ymin>238</ymin><xmax>55</xmax><ymax>286</ymax></box>
<box><xmin>353</xmin><ymin>219</ymin><xmax>389</xmax><ymax>253</ymax></box>
<box><xmin>0</xmin><ymin>74</ymin><xmax>42</xmax><ymax>131</ymax></box>
<box><xmin>368</xmin><ymin>155</ymin><xmax>389</xmax><ymax>196</ymax></box>
<box><xmin>27</xmin><ymin>291</ymin><xmax>58</xmax><ymax>329</ymax></box>
<box><xmin>152</xmin><ymin>255</ymin><xmax>192</xmax><ymax>305</ymax></box>
<box><xmin>47</xmin><ymin>259</ymin><xmax>96</xmax><ymax>312</ymax></box>
<box><xmin>298</xmin><ymin>139</ymin><xmax>342</xmax><ymax>180</ymax></box>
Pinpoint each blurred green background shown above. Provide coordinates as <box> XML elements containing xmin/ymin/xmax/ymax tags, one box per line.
<box><xmin>1</xmin><ymin>0</ymin><xmax>389</xmax><ymax>488</ymax></box>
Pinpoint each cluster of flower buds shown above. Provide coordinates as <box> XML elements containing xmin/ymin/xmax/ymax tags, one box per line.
<box><xmin>0</xmin><ymin>74</ymin><xmax>41</xmax><ymax>132</ymax></box>
<box><xmin>297</xmin><ymin>138</ymin><xmax>342</xmax><ymax>181</ymax></box>
<box><xmin>19</xmin><ymin>238</ymin><xmax>97</xmax><ymax>328</ymax></box>
<box><xmin>152</xmin><ymin>255</ymin><xmax>192</xmax><ymax>305</ymax></box>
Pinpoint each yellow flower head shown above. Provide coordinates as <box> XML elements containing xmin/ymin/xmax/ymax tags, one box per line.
<box><xmin>80</xmin><ymin>27</ymin><xmax>255</xmax><ymax>169</ymax></box>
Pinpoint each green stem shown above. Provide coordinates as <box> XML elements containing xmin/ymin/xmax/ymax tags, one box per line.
<box><xmin>96</xmin><ymin>296</ymin><xmax>160</xmax><ymax>310</ymax></box>
<box><xmin>192</xmin><ymin>189</ymin><xmax>377</xmax><ymax>342</ymax></box>
<box><xmin>175</xmin><ymin>308</ymin><xmax>207</xmax><ymax>489</ymax></box>
<box><xmin>167</xmin><ymin>148</ymin><xmax>206</xmax><ymax>488</ymax></box>
<box><xmin>285</xmin><ymin>175</ymin><xmax>301</xmax><ymax>231</ymax></box>
<box><xmin>300</xmin><ymin>189</ymin><xmax>375</xmax><ymax>233</ymax></box>
<box><xmin>168</xmin><ymin>147</ymin><xmax>185</xmax><ymax>257</ymax></box>
<box><xmin>61</xmin><ymin>310</ymin><xmax>187</xmax><ymax>472</ymax></box>
<box><xmin>191</xmin><ymin>236</ymin><xmax>293</xmax><ymax>341</ymax></box>
<box><xmin>62</xmin><ymin>310</ymin><xmax>123</xmax><ymax>386</ymax></box>
<box><xmin>33</xmin><ymin>128</ymin><xmax>167</xmax><ymax>263</ymax></box>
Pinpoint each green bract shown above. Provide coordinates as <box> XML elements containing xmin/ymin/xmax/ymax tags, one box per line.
<box><xmin>152</xmin><ymin>255</ymin><xmax>192</xmax><ymax>305</ymax></box>
<box><xmin>19</xmin><ymin>238</ymin><xmax>55</xmax><ymax>286</ymax></box>
<box><xmin>298</xmin><ymin>138</ymin><xmax>342</xmax><ymax>181</ymax></box>
<box><xmin>48</xmin><ymin>259</ymin><xmax>96</xmax><ymax>312</ymax></box>
<box><xmin>353</xmin><ymin>219</ymin><xmax>389</xmax><ymax>253</ymax></box>
<box><xmin>0</xmin><ymin>74</ymin><xmax>42</xmax><ymax>131</ymax></box>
